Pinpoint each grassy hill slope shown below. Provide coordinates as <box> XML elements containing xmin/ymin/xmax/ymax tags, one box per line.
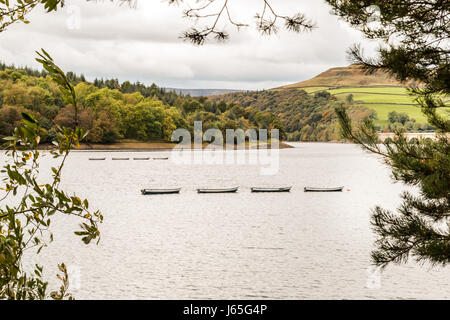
<box><xmin>275</xmin><ymin>64</ymin><xmax>449</xmax><ymax>127</ymax></box>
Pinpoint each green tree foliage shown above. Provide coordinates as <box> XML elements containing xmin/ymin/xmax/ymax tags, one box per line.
<box><xmin>0</xmin><ymin>63</ymin><xmax>282</xmax><ymax>143</ymax></box>
<box><xmin>386</xmin><ymin>110</ymin><xmax>422</xmax><ymax>132</ymax></box>
<box><xmin>328</xmin><ymin>0</ymin><xmax>450</xmax><ymax>267</ymax></box>
<box><xmin>125</xmin><ymin>100</ymin><xmax>165</xmax><ymax>140</ymax></box>
<box><xmin>388</xmin><ymin>111</ymin><xmax>410</xmax><ymax>125</ymax></box>
<box><xmin>1</xmin><ymin>50</ymin><xmax>102</xmax><ymax>299</ymax></box>
<box><xmin>346</xmin><ymin>93</ymin><xmax>353</xmax><ymax>104</ymax></box>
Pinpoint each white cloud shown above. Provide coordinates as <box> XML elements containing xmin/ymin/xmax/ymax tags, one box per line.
<box><xmin>0</xmin><ymin>0</ymin><xmax>379</xmax><ymax>90</ymax></box>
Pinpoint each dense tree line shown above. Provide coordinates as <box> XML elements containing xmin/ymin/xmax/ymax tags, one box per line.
<box><xmin>385</xmin><ymin>111</ymin><xmax>434</xmax><ymax>133</ymax></box>
<box><xmin>0</xmin><ymin>64</ymin><xmax>284</xmax><ymax>144</ymax></box>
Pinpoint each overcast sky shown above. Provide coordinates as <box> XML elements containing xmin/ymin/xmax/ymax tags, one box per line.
<box><xmin>0</xmin><ymin>0</ymin><xmax>380</xmax><ymax>90</ymax></box>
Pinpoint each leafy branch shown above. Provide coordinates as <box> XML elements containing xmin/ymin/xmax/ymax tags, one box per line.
<box><xmin>0</xmin><ymin>0</ymin><xmax>62</xmax><ymax>32</ymax></box>
<box><xmin>0</xmin><ymin>0</ymin><xmax>135</xmax><ymax>32</ymax></box>
<box><xmin>0</xmin><ymin>49</ymin><xmax>102</xmax><ymax>299</ymax></box>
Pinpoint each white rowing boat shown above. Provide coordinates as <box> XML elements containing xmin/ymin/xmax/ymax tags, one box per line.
<box><xmin>251</xmin><ymin>187</ymin><xmax>292</xmax><ymax>192</ymax></box>
<box><xmin>141</xmin><ymin>188</ymin><xmax>181</xmax><ymax>195</ymax></box>
<box><xmin>304</xmin><ymin>186</ymin><xmax>343</xmax><ymax>192</ymax></box>
<box><xmin>197</xmin><ymin>187</ymin><xmax>239</xmax><ymax>193</ymax></box>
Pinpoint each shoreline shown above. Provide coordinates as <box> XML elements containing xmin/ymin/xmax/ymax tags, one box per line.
<box><xmin>24</xmin><ymin>132</ymin><xmax>443</xmax><ymax>152</ymax></box>
<box><xmin>36</xmin><ymin>140</ymin><xmax>295</xmax><ymax>151</ymax></box>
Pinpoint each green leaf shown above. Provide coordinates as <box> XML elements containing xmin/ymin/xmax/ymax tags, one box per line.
<box><xmin>21</xmin><ymin>112</ymin><xmax>37</xmax><ymax>124</ymax></box>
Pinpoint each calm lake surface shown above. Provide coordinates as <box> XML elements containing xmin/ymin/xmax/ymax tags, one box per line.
<box><xmin>3</xmin><ymin>142</ymin><xmax>450</xmax><ymax>299</ymax></box>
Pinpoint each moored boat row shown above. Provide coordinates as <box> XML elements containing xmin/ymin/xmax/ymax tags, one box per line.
<box><xmin>140</xmin><ymin>186</ymin><xmax>345</xmax><ymax>195</ymax></box>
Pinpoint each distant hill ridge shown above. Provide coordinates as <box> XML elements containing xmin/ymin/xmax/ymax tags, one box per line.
<box><xmin>165</xmin><ymin>88</ymin><xmax>244</xmax><ymax>97</ymax></box>
<box><xmin>277</xmin><ymin>64</ymin><xmax>417</xmax><ymax>89</ymax></box>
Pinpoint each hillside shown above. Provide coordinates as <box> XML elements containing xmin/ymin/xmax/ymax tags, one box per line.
<box><xmin>211</xmin><ymin>64</ymin><xmax>449</xmax><ymax>141</ymax></box>
<box><xmin>277</xmin><ymin>64</ymin><xmax>418</xmax><ymax>88</ymax></box>
<box><xmin>210</xmin><ymin>89</ymin><xmax>375</xmax><ymax>141</ymax></box>
<box><xmin>275</xmin><ymin>64</ymin><xmax>449</xmax><ymax>128</ymax></box>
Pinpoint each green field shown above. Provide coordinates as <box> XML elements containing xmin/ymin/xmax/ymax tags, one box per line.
<box><xmin>345</xmin><ymin>93</ymin><xmax>415</xmax><ymax>104</ymax></box>
<box><xmin>298</xmin><ymin>86</ymin><xmax>331</xmax><ymax>93</ymax></box>
<box><xmin>328</xmin><ymin>86</ymin><xmax>410</xmax><ymax>94</ymax></box>
<box><xmin>366</xmin><ymin>104</ymin><xmax>427</xmax><ymax>125</ymax></box>
<box><xmin>295</xmin><ymin>86</ymin><xmax>450</xmax><ymax>125</ymax></box>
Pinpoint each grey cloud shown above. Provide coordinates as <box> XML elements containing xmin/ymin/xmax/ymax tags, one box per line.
<box><xmin>0</xmin><ymin>0</ymin><xmax>378</xmax><ymax>90</ymax></box>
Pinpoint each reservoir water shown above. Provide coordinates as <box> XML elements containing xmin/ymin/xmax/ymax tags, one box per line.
<box><xmin>2</xmin><ymin>142</ymin><xmax>449</xmax><ymax>299</ymax></box>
